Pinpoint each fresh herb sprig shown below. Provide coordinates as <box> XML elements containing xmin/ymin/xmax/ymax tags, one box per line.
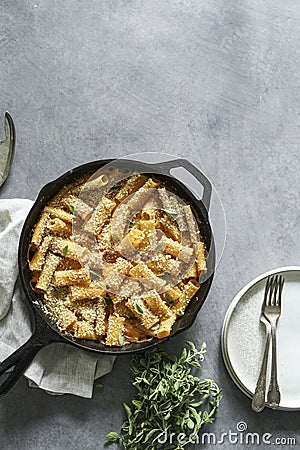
<box><xmin>68</xmin><ymin>203</ymin><xmax>76</xmax><ymax>215</ymax></box>
<box><xmin>106</xmin><ymin>341</ymin><xmax>222</xmax><ymax>450</ymax></box>
<box><xmin>50</xmin><ymin>283</ymin><xmax>63</xmax><ymax>293</ymax></box>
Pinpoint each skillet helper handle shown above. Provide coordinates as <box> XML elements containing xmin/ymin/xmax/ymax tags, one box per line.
<box><xmin>0</xmin><ymin>315</ymin><xmax>62</xmax><ymax>396</ymax></box>
<box><xmin>155</xmin><ymin>158</ymin><xmax>212</xmax><ymax>211</ymax></box>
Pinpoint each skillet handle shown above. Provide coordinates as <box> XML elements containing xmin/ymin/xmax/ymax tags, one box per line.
<box><xmin>0</xmin><ymin>314</ymin><xmax>63</xmax><ymax>396</ymax></box>
<box><xmin>153</xmin><ymin>158</ymin><xmax>212</xmax><ymax>211</ymax></box>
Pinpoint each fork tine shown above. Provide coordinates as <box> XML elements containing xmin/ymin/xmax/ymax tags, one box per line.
<box><xmin>266</xmin><ymin>277</ymin><xmax>270</xmax><ymax>306</ymax></box>
<box><xmin>264</xmin><ymin>276</ymin><xmax>272</xmax><ymax>306</ymax></box>
<box><xmin>277</xmin><ymin>275</ymin><xmax>285</xmax><ymax>307</ymax></box>
<box><xmin>267</xmin><ymin>275</ymin><xmax>275</xmax><ymax>306</ymax></box>
<box><xmin>281</xmin><ymin>275</ymin><xmax>285</xmax><ymax>292</ymax></box>
<box><xmin>272</xmin><ymin>275</ymin><xmax>278</xmax><ymax>306</ymax></box>
<box><xmin>276</xmin><ymin>275</ymin><xmax>281</xmax><ymax>306</ymax></box>
<box><xmin>264</xmin><ymin>276</ymin><xmax>270</xmax><ymax>305</ymax></box>
<box><xmin>275</xmin><ymin>275</ymin><xmax>280</xmax><ymax>306</ymax></box>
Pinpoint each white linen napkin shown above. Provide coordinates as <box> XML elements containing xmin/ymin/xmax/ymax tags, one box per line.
<box><xmin>0</xmin><ymin>199</ymin><xmax>116</xmax><ymax>398</ymax></box>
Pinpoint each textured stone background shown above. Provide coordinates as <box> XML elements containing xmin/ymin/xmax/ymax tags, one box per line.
<box><xmin>0</xmin><ymin>0</ymin><xmax>299</xmax><ymax>449</ymax></box>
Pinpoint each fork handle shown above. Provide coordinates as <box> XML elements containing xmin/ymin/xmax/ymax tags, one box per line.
<box><xmin>251</xmin><ymin>326</ymin><xmax>271</xmax><ymax>412</ymax></box>
<box><xmin>267</xmin><ymin>322</ymin><xmax>281</xmax><ymax>409</ymax></box>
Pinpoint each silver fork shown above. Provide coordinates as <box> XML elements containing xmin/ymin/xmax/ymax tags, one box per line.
<box><xmin>251</xmin><ymin>275</ymin><xmax>284</xmax><ymax>412</ymax></box>
<box><xmin>264</xmin><ymin>274</ymin><xmax>284</xmax><ymax>409</ymax></box>
<box><xmin>252</xmin><ymin>276</ymin><xmax>273</xmax><ymax>412</ymax></box>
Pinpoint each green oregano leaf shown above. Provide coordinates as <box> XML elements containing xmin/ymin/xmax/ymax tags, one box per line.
<box><xmin>68</xmin><ymin>204</ymin><xmax>76</xmax><ymax>214</ymax></box>
<box><xmin>103</xmin><ymin>295</ymin><xmax>112</xmax><ymax>306</ymax></box>
<box><xmin>166</xmin><ymin>295</ymin><xmax>175</xmax><ymax>305</ymax></box>
<box><xmin>105</xmin><ymin>432</ymin><xmax>121</xmax><ymax>442</ymax></box>
<box><xmin>134</xmin><ymin>303</ymin><xmax>143</xmax><ymax>315</ymax></box>
<box><xmin>50</xmin><ymin>284</ymin><xmax>63</xmax><ymax>293</ymax></box>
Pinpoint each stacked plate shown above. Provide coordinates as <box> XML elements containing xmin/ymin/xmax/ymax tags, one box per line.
<box><xmin>221</xmin><ymin>267</ymin><xmax>300</xmax><ymax>411</ymax></box>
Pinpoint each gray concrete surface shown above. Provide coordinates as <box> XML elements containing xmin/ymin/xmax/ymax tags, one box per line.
<box><xmin>0</xmin><ymin>0</ymin><xmax>300</xmax><ymax>449</ymax></box>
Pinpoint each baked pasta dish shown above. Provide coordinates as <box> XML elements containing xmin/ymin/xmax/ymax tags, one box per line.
<box><xmin>28</xmin><ymin>170</ymin><xmax>207</xmax><ymax>346</ymax></box>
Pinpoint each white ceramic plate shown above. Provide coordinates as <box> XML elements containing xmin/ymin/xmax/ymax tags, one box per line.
<box><xmin>221</xmin><ymin>266</ymin><xmax>300</xmax><ymax>410</ymax></box>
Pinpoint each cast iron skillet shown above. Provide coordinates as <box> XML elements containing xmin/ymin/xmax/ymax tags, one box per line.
<box><xmin>0</xmin><ymin>158</ymin><xmax>214</xmax><ymax>396</ymax></box>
